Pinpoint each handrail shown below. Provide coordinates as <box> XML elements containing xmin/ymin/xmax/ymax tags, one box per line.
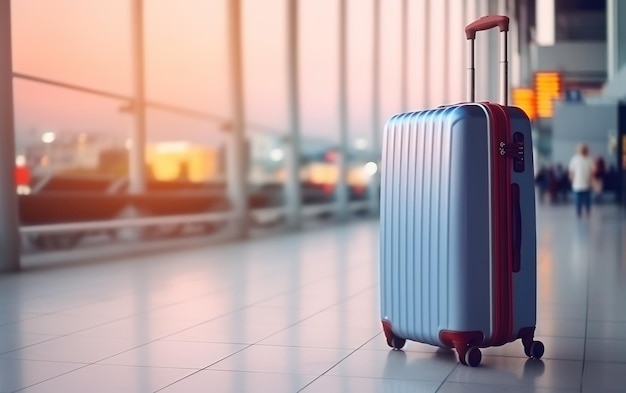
<box><xmin>19</xmin><ymin>211</ymin><xmax>236</xmax><ymax>234</ymax></box>
<box><xmin>19</xmin><ymin>202</ymin><xmax>370</xmax><ymax>235</ymax></box>
<box><xmin>13</xmin><ymin>72</ymin><xmax>288</xmax><ymax>134</ymax></box>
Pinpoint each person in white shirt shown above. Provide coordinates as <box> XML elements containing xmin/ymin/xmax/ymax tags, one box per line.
<box><xmin>568</xmin><ymin>143</ymin><xmax>594</xmax><ymax>218</ymax></box>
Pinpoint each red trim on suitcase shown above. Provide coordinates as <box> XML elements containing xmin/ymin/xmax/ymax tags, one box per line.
<box><xmin>381</xmin><ymin>319</ymin><xmax>394</xmax><ymax>347</ymax></box>
<box><xmin>439</xmin><ymin>330</ymin><xmax>484</xmax><ymax>347</ymax></box>
<box><xmin>439</xmin><ymin>330</ymin><xmax>484</xmax><ymax>359</ymax></box>
<box><xmin>482</xmin><ymin>103</ymin><xmax>514</xmax><ymax>346</ymax></box>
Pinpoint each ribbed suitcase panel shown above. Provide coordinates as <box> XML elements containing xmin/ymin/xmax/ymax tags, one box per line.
<box><xmin>380</xmin><ymin>108</ymin><xmax>455</xmax><ymax>345</ymax></box>
<box><xmin>380</xmin><ymin>105</ymin><xmax>494</xmax><ymax>347</ymax></box>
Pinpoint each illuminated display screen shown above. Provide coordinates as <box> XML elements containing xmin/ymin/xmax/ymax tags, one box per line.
<box><xmin>512</xmin><ymin>88</ymin><xmax>536</xmax><ymax>121</ymax></box>
<box><xmin>534</xmin><ymin>72</ymin><xmax>561</xmax><ymax>118</ymax></box>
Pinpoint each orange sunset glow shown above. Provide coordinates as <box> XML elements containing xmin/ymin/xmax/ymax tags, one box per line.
<box><xmin>10</xmin><ymin>0</ymin><xmax>467</xmax><ymax>150</ymax></box>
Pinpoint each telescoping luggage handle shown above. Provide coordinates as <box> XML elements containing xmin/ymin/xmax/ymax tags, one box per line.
<box><xmin>466</xmin><ymin>15</ymin><xmax>523</xmax><ymax>274</ymax></box>
<box><xmin>465</xmin><ymin>15</ymin><xmax>509</xmax><ymax>105</ymax></box>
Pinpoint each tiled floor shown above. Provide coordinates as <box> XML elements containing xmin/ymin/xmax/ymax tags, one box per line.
<box><xmin>1</xmin><ymin>203</ymin><xmax>626</xmax><ymax>392</ymax></box>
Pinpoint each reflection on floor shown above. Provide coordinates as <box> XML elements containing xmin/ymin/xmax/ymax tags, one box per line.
<box><xmin>1</xmin><ymin>203</ymin><xmax>625</xmax><ymax>392</ymax></box>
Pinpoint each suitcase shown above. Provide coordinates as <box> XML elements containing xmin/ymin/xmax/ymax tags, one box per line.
<box><xmin>379</xmin><ymin>15</ymin><xmax>544</xmax><ymax>367</ymax></box>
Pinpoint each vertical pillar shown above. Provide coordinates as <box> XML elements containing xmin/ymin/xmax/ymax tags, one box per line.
<box><xmin>442</xmin><ymin>0</ymin><xmax>449</xmax><ymax>104</ymax></box>
<box><xmin>129</xmin><ymin>0</ymin><xmax>146</xmax><ymax>194</ymax></box>
<box><xmin>535</xmin><ymin>0</ymin><xmax>555</xmax><ymax>46</ymax></box>
<box><xmin>508</xmin><ymin>0</ymin><xmax>520</xmax><ymax>89</ymax></box>
<box><xmin>369</xmin><ymin>0</ymin><xmax>381</xmax><ymax>216</ymax></box>
<box><xmin>482</xmin><ymin>0</ymin><xmax>500</xmax><ymax>103</ymax></box>
<box><xmin>440</xmin><ymin>0</ymin><xmax>465</xmax><ymax>103</ymax></box>
<box><xmin>423</xmin><ymin>1</ymin><xmax>431</xmax><ymax>108</ymax></box>
<box><xmin>607</xmin><ymin>0</ymin><xmax>616</xmax><ymax>80</ymax></box>
<box><xmin>517</xmin><ymin>0</ymin><xmax>531</xmax><ymax>86</ymax></box>
<box><xmin>400</xmin><ymin>0</ymin><xmax>408</xmax><ymax>112</ymax></box>
<box><xmin>615</xmin><ymin>0</ymin><xmax>626</xmax><ymax>76</ymax></box>
<box><xmin>0</xmin><ymin>1</ymin><xmax>20</xmax><ymax>272</ymax></box>
<box><xmin>607</xmin><ymin>0</ymin><xmax>626</xmax><ymax>81</ymax></box>
<box><xmin>475</xmin><ymin>0</ymin><xmax>489</xmax><ymax>101</ymax></box>
<box><xmin>227</xmin><ymin>0</ymin><xmax>249</xmax><ymax>237</ymax></box>
<box><xmin>336</xmin><ymin>0</ymin><xmax>350</xmax><ymax>221</ymax></box>
<box><xmin>618</xmin><ymin>103</ymin><xmax>626</xmax><ymax>205</ymax></box>
<box><xmin>285</xmin><ymin>0</ymin><xmax>302</xmax><ymax>229</ymax></box>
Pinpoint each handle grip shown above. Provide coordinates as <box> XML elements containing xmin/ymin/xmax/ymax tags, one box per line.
<box><xmin>511</xmin><ymin>183</ymin><xmax>521</xmax><ymax>273</ymax></box>
<box><xmin>465</xmin><ymin>15</ymin><xmax>510</xmax><ymax>40</ymax></box>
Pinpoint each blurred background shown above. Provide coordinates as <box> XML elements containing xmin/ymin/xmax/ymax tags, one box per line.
<box><xmin>2</xmin><ymin>0</ymin><xmax>626</xmax><ymax>268</ymax></box>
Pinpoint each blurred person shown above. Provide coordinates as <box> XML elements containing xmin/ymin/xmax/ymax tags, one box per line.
<box><xmin>548</xmin><ymin>165</ymin><xmax>558</xmax><ymax>204</ymax></box>
<box><xmin>606</xmin><ymin>164</ymin><xmax>618</xmax><ymax>196</ymax></box>
<box><xmin>536</xmin><ymin>164</ymin><xmax>564</xmax><ymax>204</ymax></box>
<box><xmin>546</xmin><ymin>165</ymin><xmax>557</xmax><ymax>203</ymax></box>
<box><xmin>568</xmin><ymin>143</ymin><xmax>594</xmax><ymax>218</ymax></box>
<box><xmin>592</xmin><ymin>156</ymin><xmax>606</xmax><ymax>202</ymax></box>
<box><xmin>553</xmin><ymin>163</ymin><xmax>569</xmax><ymax>203</ymax></box>
<box><xmin>535</xmin><ymin>165</ymin><xmax>548</xmax><ymax>203</ymax></box>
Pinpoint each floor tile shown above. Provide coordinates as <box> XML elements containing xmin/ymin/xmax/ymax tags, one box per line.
<box><xmin>210</xmin><ymin>305</ymin><xmax>319</xmax><ymax>327</ymax></box>
<box><xmin>158</xmin><ymin>370</ymin><xmax>314</xmax><ymax>393</ymax></box>
<box><xmin>259</xmin><ymin>324</ymin><xmax>380</xmax><ymax>349</ymax></box>
<box><xmin>0</xmin><ymin>358</ymin><xmax>85</xmax><ymax>392</ymax></box>
<box><xmin>587</xmin><ymin>304</ymin><xmax>626</xmax><ymax>322</ymax></box>
<box><xmin>75</xmin><ymin>315</ymin><xmax>206</xmax><ymax>341</ymax></box>
<box><xmin>100</xmin><ymin>340</ymin><xmax>247</xmax><ymax>369</ymax></box>
<box><xmin>584</xmin><ymin>338</ymin><xmax>626</xmax><ymax>363</ymax></box>
<box><xmin>209</xmin><ymin>344</ymin><xmax>352</xmax><ymax>375</ymax></box>
<box><xmin>295</xmin><ymin>306</ymin><xmax>380</xmax><ymax>329</ymax></box>
<box><xmin>0</xmin><ymin>332</ymin><xmax>58</xmax><ymax>355</ymax></box>
<box><xmin>325</xmin><ymin>348</ymin><xmax>457</xmax><ymax>382</ymax></box>
<box><xmin>254</xmin><ymin>293</ymin><xmax>340</xmax><ymax>314</ymax></box>
<box><xmin>55</xmin><ymin>297</ymin><xmax>144</xmax><ymax>320</ymax></box>
<box><xmin>0</xmin><ymin>313</ymin><xmax>112</xmax><ymax>336</ymax></box>
<box><xmin>437</xmin><ymin>381</ymin><xmax>579</xmax><ymax>393</ymax></box>
<box><xmin>166</xmin><ymin>320</ymin><xmax>288</xmax><ymax>345</ymax></box>
<box><xmin>300</xmin><ymin>375</ymin><xmax>441</xmax><ymax>393</ymax></box>
<box><xmin>17</xmin><ymin>364</ymin><xmax>191</xmax><ymax>393</ymax></box>
<box><xmin>446</xmin><ymin>357</ymin><xmax>582</xmax><ymax>390</ymax></box>
<box><xmin>144</xmin><ymin>295</ymin><xmax>243</xmax><ymax>322</ymax></box>
<box><xmin>582</xmin><ymin>362</ymin><xmax>626</xmax><ymax>392</ymax></box>
<box><xmin>0</xmin><ymin>311</ymin><xmax>42</xmax><ymax>326</ymax></box>
<box><xmin>8</xmin><ymin>295</ymin><xmax>102</xmax><ymax>314</ymax></box>
<box><xmin>0</xmin><ymin>335</ymin><xmax>141</xmax><ymax>363</ymax></box>
<box><xmin>536</xmin><ymin>303</ymin><xmax>588</xmax><ymax>321</ymax></box>
<box><xmin>587</xmin><ymin>321</ymin><xmax>626</xmax><ymax>340</ymax></box>
<box><xmin>535</xmin><ymin>318</ymin><xmax>587</xmax><ymax>338</ymax></box>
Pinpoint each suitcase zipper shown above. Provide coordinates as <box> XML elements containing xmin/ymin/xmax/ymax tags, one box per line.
<box><xmin>486</xmin><ymin>104</ymin><xmax>514</xmax><ymax>347</ymax></box>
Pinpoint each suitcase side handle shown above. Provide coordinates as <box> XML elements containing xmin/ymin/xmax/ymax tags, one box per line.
<box><xmin>511</xmin><ymin>183</ymin><xmax>521</xmax><ymax>273</ymax></box>
<box><xmin>465</xmin><ymin>15</ymin><xmax>509</xmax><ymax>106</ymax></box>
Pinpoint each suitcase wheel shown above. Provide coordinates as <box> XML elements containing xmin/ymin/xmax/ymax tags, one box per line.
<box><xmin>391</xmin><ymin>337</ymin><xmax>406</xmax><ymax>350</ymax></box>
<box><xmin>524</xmin><ymin>340</ymin><xmax>544</xmax><ymax>359</ymax></box>
<box><xmin>381</xmin><ymin>320</ymin><xmax>406</xmax><ymax>350</ymax></box>
<box><xmin>460</xmin><ymin>346</ymin><xmax>482</xmax><ymax>367</ymax></box>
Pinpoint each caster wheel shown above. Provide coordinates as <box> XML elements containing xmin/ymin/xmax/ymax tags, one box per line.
<box><xmin>464</xmin><ymin>346</ymin><xmax>482</xmax><ymax>367</ymax></box>
<box><xmin>382</xmin><ymin>320</ymin><xmax>405</xmax><ymax>350</ymax></box>
<box><xmin>525</xmin><ymin>340</ymin><xmax>544</xmax><ymax>359</ymax></box>
<box><xmin>391</xmin><ymin>337</ymin><xmax>406</xmax><ymax>350</ymax></box>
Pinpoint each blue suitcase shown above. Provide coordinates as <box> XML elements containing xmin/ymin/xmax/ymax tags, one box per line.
<box><xmin>379</xmin><ymin>15</ymin><xmax>544</xmax><ymax>367</ymax></box>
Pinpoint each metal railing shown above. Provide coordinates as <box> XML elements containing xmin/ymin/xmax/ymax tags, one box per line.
<box><xmin>19</xmin><ymin>201</ymin><xmax>372</xmax><ymax>252</ymax></box>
